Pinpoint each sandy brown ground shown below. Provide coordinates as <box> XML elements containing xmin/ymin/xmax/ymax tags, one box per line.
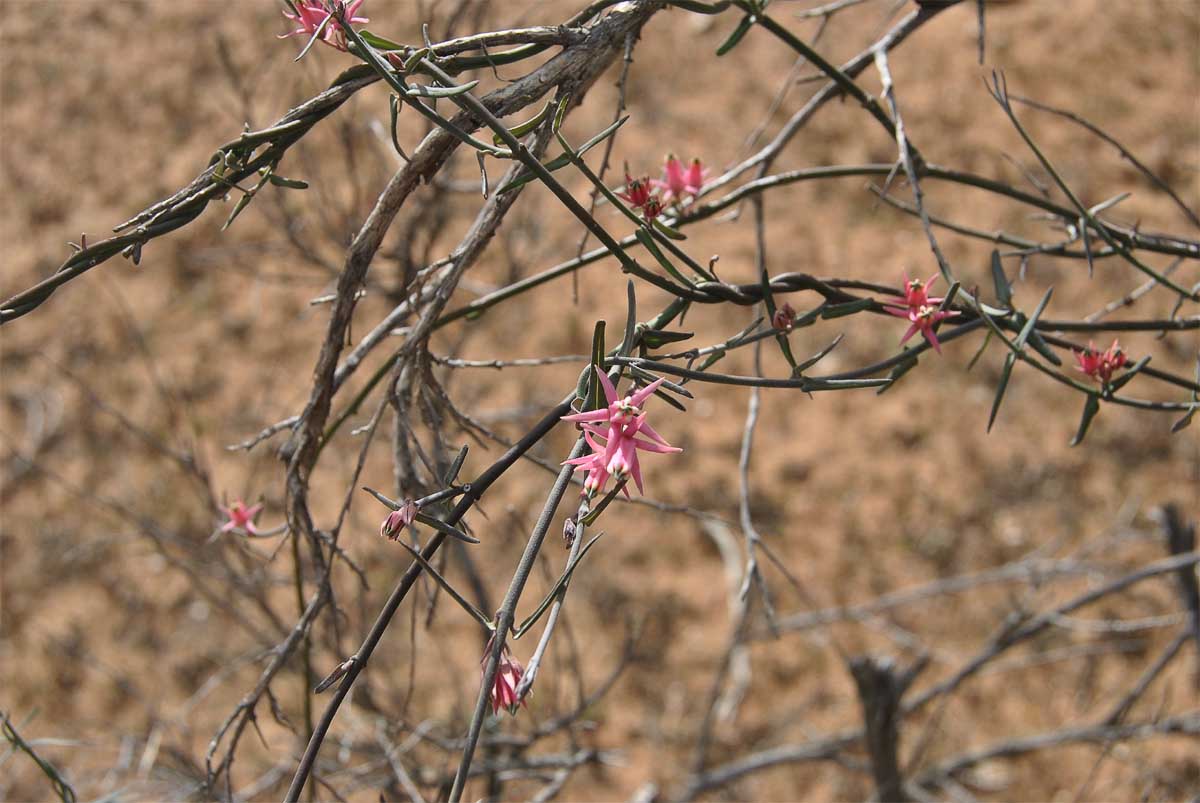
<box><xmin>2</xmin><ymin>1</ymin><xmax>1198</xmax><ymax>801</ymax></box>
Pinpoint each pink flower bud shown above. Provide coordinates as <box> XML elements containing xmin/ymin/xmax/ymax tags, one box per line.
<box><xmin>380</xmin><ymin>500</ymin><xmax>419</xmax><ymax>540</ymax></box>
<box><xmin>772</xmin><ymin>302</ymin><xmax>797</xmax><ymax>331</ymax></box>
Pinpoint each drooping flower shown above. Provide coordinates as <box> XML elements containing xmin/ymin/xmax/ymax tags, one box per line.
<box><xmin>483</xmin><ymin>636</ymin><xmax>528</xmax><ymax>716</ymax></box>
<box><xmin>653</xmin><ymin>155</ymin><xmax>707</xmax><ymax>207</ymax></box>
<box><xmin>562</xmin><ymin>368</ymin><xmax>681</xmax><ymax>496</ymax></box>
<box><xmin>220</xmin><ymin>500</ymin><xmax>263</xmax><ymax>535</ymax></box>
<box><xmin>1075</xmin><ymin>339</ymin><xmax>1127</xmax><ymax>384</ymax></box>
<box><xmin>885</xmin><ymin>270</ymin><xmax>958</xmax><ymax>354</ymax></box>
<box><xmin>772</xmin><ymin>302</ymin><xmax>797</xmax><ymax>332</ymax></box>
<box><xmin>280</xmin><ymin>0</ymin><xmax>369</xmax><ymax>52</ymax></box>
<box><xmin>380</xmin><ymin>500</ymin><xmax>419</xmax><ymax>540</ymax></box>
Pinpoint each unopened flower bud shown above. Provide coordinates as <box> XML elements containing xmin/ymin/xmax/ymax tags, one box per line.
<box><xmin>380</xmin><ymin>500</ymin><xmax>419</xmax><ymax>540</ymax></box>
<box><xmin>772</xmin><ymin>302</ymin><xmax>797</xmax><ymax>332</ymax></box>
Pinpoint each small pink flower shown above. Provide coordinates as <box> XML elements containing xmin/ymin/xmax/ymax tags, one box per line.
<box><xmin>618</xmin><ymin>173</ymin><xmax>654</xmax><ymax>209</ymax></box>
<box><xmin>380</xmin><ymin>500</ymin><xmax>419</xmax><ymax>540</ymax></box>
<box><xmin>280</xmin><ymin>0</ymin><xmax>368</xmax><ymax>52</ymax></box>
<box><xmin>220</xmin><ymin>500</ymin><xmax>263</xmax><ymax>535</ymax></box>
<box><xmin>562</xmin><ymin>368</ymin><xmax>681</xmax><ymax>496</ymax></box>
<box><xmin>894</xmin><ymin>304</ymin><xmax>960</xmax><ymax>354</ymax></box>
<box><xmin>772</xmin><ymin>302</ymin><xmax>797</xmax><ymax>331</ymax></box>
<box><xmin>483</xmin><ymin>637</ymin><xmax>528</xmax><ymax>716</ymax></box>
<box><xmin>884</xmin><ymin>271</ymin><xmax>942</xmax><ymax>315</ymax></box>
<box><xmin>885</xmin><ymin>270</ymin><xmax>957</xmax><ymax>354</ymax></box>
<box><xmin>641</xmin><ymin>196</ymin><xmax>664</xmax><ymax>223</ymax></box>
<box><xmin>653</xmin><ymin>155</ymin><xmax>707</xmax><ymax>207</ymax></box>
<box><xmin>684</xmin><ymin>158</ymin><xmax>707</xmax><ymax>197</ymax></box>
<box><xmin>1075</xmin><ymin>339</ymin><xmax>1127</xmax><ymax>384</ymax></box>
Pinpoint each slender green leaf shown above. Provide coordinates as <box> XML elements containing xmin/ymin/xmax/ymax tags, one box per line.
<box><xmin>268</xmin><ymin>174</ymin><xmax>309</xmax><ymax>190</ymax></box>
<box><xmin>414</xmin><ymin>512</ymin><xmax>479</xmax><ymax>544</ymax></box>
<box><xmin>967</xmin><ymin>330</ymin><xmax>992</xmax><ymax>371</ymax></box>
<box><xmin>651</xmin><ymin>217</ymin><xmax>687</xmax><ymax>241</ymax></box>
<box><xmin>987</xmin><ymin>352</ymin><xmax>1017</xmax><ymax>433</ymax></box>
<box><xmin>641</xmin><ymin>329</ymin><xmax>695</xmax><ymax>349</ymax></box>
<box><xmin>1014</xmin><ymin>287</ymin><xmax>1053</xmax><ymax>350</ymax></box>
<box><xmin>444</xmin><ymin>445</ymin><xmax>469</xmax><ymax>485</ymax></box>
<box><xmin>990</xmin><ymin>249</ymin><xmax>1012</xmax><ymax>307</ymax></box>
<box><xmin>494</xmin><ymin>99</ymin><xmax>555</xmax><ymax>146</ymax></box>
<box><xmin>820</xmin><ymin>298</ymin><xmax>875</xmax><ymax>319</ymax></box>
<box><xmin>877</xmin><ymin>355</ymin><xmax>918</xmax><ymax>395</ymax></box>
<box><xmin>495</xmin><ymin>117</ymin><xmax>628</xmax><ymax>194</ymax></box>
<box><xmin>1171</xmin><ymin>407</ymin><xmax>1196</xmax><ymax>433</ymax></box>
<box><xmin>1107</xmin><ymin>355</ymin><xmax>1151</xmax><ymax>393</ymax></box>
<box><xmin>587</xmin><ymin>322</ymin><xmax>607</xmax><ymax>411</ymax></box>
<box><xmin>1070</xmin><ymin>394</ymin><xmax>1101</xmax><ymax>446</ymax></box>
<box><xmin>359</xmin><ymin>30</ymin><xmax>406</xmax><ymax>50</ymax></box>
<box><xmin>405</xmin><ymin>80</ymin><xmax>480</xmax><ymax>98</ymax></box>
<box><xmin>717</xmin><ymin>14</ymin><xmax>755</xmax><ymax>56</ymax></box>
<box><xmin>635</xmin><ymin>228</ymin><xmax>695</xmax><ymax>288</ymax></box>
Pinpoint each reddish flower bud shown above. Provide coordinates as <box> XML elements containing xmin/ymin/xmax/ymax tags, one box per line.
<box><xmin>380</xmin><ymin>500</ymin><xmax>419</xmax><ymax>540</ymax></box>
<box><xmin>772</xmin><ymin>302</ymin><xmax>797</xmax><ymax>332</ymax></box>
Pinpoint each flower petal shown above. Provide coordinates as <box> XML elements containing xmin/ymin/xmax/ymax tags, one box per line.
<box><xmin>628</xmin><ymin>377</ymin><xmax>666</xmax><ymax>408</ymax></box>
<box><xmin>594</xmin><ymin>366</ymin><xmax>619</xmax><ymax>405</ymax></box>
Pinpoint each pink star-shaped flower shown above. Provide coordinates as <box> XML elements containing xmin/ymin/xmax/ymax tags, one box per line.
<box><xmin>220</xmin><ymin>500</ymin><xmax>263</xmax><ymax>535</ymax></box>
<box><xmin>280</xmin><ymin>0</ymin><xmax>368</xmax><ymax>52</ymax></box>
<box><xmin>1075</xmin><ymin>339</ymin><xmax>1127</xmax><ymax>385</ymax></box>
<box><xmin>562</xmin><ymin>368</ymin><xmax>681</xmax><ymax>496</ymax></box>
<box><xmin>884</xmin><ymin>270</ymin><xmax>958</xmax><ymax>354</ymax></box>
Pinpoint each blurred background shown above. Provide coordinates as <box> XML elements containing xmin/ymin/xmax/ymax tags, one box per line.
<box><xmin>2</xmin><ymin>1</ymin><xmax>1197</xmax><ymax>800</ymax></box>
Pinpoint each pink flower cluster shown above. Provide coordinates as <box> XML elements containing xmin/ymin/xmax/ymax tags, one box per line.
<box><xmin>884</xmin><ymin>271</ymin><xmax>960</xmax><ymax>354</ymax></box>
<box><xmin>562</xmin><ymin>368</ymin><xmax>681</xmax><ymax>497</ymax></box>
<box><xmin>279</xmin><ymin>0</ymin><xmax>368</xmax><ymax>52</ymax></box>
<box><xmin>220</xmin><ymin>499</ymin><xmax>262</xmax><ymax>535</ymax></box>
<box><xmin>1075</xmin><ymin>339</ymin><xmax>1127</xmax><ymax>385</ymax></box>
<box><xmin>483</xmin><ymin>636</ymin><xmax>528</xmax><ymax>716</ymax></box>
<box><xmin>619</xmin><ymin>155</ymin><xmax>707</xmax><ymax>222</ymax></box>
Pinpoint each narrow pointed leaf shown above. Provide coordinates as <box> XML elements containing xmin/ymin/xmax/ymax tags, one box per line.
<box><xmin>587</xmin><ymin>322</ymin><xmax>607</xmax><ymax>411</ymax></box>
<box><xmin>967</xmin><ymin>330</ymin><xmax>992</xmax><ymax>371</ymax></box>
<box><xmin>717</xmin><ymin>14</ymin><xmax>755</xmax><ymax>56</ymax></box>
<box><xmin>405</xmin><ymin>80</ymin><xmax>480</xmax><ymax>98</ymax></box>
<box><xmin>1027</xmin><ymin>331</ymin><xmax>1063</xmax><ymax>366</ymax></box>
<box><xmin>820</xmin><ymin>298</ymin><xmax>875</xmax><ymax>319</ymax></box>
<box><xmin>620</xmin><ymin>282</ymin><xmax>638</xmax><ymax>357</ymax></box>
<box><xmin>987</xmin><ymin>352</ymin><xmax>1017</xmax><ymax>433</ymax></box>
<box><xmin>1014</xmin><ymin>287</ymin><xmax>1053</xmax><ymax>350</ymax></box>
<box><xmin>414</xmin><ymin>512</ymin><xmax>479</xmax><ymax>544</ymax></box>
<box><xmin>991</xmin><ymin>249</ymin><xmax>1012</xmax><ymax>307</ymax></box>
<box><xmin>1070</xmin><ymin>394</ymin><xmax>1101</xmax><ymax>446</ymax></box>
<box><xmin>444</xmin><ymin>445</ymin><xmax>469</xmax><ymax>485</ymax></box>
<box><xmin>494</xmin><ymin>99</ymin><xmax>555</xmax><ymax>146</ymax></box>
<box><xmin>1171</xmin><ymin>407</ymin><xmax>1196</xmax><ymax>433</ymax></box>
<box><xmin>651</xmin><ymin>217</ymin><xmax>687</xmax><ymax>240</ymax></box>
<box><xmin>794</xmin><ymin>334</ymin><xmax>843</xmax><ymax>374</ymax></box>
<box><xmin>268</xmin><ymin>175</ymin><xmax>309</xmax><ymax>190</ymax></box>
<box><xmin>359</xmin><ymin>30</ymin><xmax>406</xmax><ymax>50</ymax></box>
<box><xmin>641</xmin><ymin>329</ymin><xmax>694</xmax><ymax>349</ymax></box>
<box><xmin>1107</xmin><ymin>355</ymin><xmax>1151</xmax><ymax>393</ymax></box>
<box><xmin>877</xmin><ymin>355</ymin><xmax>918</xmax><ymax>395</ymax></box>
<box><xmin>636</xmin><ymin>228</ymin><xmax>695</xmax><ymax>288</ymax></box>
